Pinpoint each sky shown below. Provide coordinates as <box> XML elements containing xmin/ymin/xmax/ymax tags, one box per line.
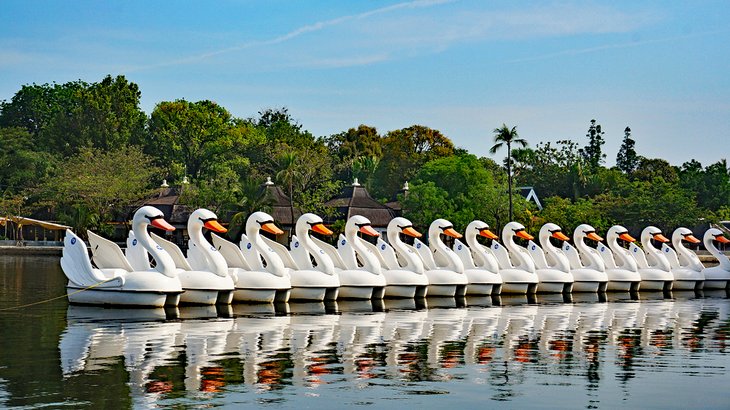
<box><xmin>1</xmin><ymin>0</ymin><xmax>729</xmax><ymax>167</ymax></box>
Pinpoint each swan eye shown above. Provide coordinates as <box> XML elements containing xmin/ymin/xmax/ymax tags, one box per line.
<box><xmin>199</xmin><ymin>217</ymin><xmax>216</xmax><ymax>223</ymax></box>
<box><xmin>513</xmin><ymin>228</ymin><xmax>524</xmax><ymax>233</ymax></box>
<box><xmin>146</xmin><ymin>215</ymin><xmax>163</xmax><ymax>221</ymax></box>
<box><xmin>441</xmin><ymin>225</ymin><xmax>453</xmax><ymax>231</ymax></box>
<box><xmin>397</xmin><ymin>224</ymin><xmax>412</xmax><ymax>231</ymax></box>
<box><xmin>356</xmin><ymin>223</ymin><xmax>370</xmax><ymax>228</ymax></box>
<box><xmin>551</xmin><ymin>229</ymin><xmax>562</xmax><ymax>234</ymax></box>
<box><xmin>257</xmin><ymin>219</ymin><xmax>274</xmax><ymax>226</ymax></box>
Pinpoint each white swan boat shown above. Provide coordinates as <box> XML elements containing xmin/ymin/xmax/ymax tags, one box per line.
<box><xmin>596</xmin><ymin>225</ymin><xmax>642</xmax><ymax>292</ymax></box>
<box><xmin>123</xmin><ymin>209</ymin><xmax>235</xmax><ymax>305</ymax></box>
<box><xmin>629</xmin><ymin>226</ymin><xmax>674</xmax><ymax>291</ymax></box>
<box><xmin>243</xmin><ymin>212</ymin><xmax>339</xmax><ymax>301</ymax></box>
<box><xmin>525</xmin><ymin>223</ymin><xmax>574</xmax><ymax>293</ymax></box>
<box><xmin>661</xmin><ymin>227</ymin><xmax>704</xmax><ymax>290</ymax></box>
<box><xmin>490</xmin><ymin>222</ymin><xmax>539</xmax><ymax>294</ymax></box>
<box><xmin>412</xmin><ymin>219</ymin><xmax>469</xmax><ymax>297</ymax></box>
<box><xmin>290</xmin><ymin>214</ymin><xmax>385</xmax><ymax>299</ymax></box>
<box><xmin>702</xmin><ymin>228</ymin><xmax>730</xmax><ymax>289</ymax></box>
<box><xmin>452</xmin><ymin>220</ymin><xmax>503</xmax><ymax>295</ymax></box>
<box><xmin>561</xmin><ymin>224</ymin><xmax>609</xmax><ymax>292</ymax></box>
<box><xmin>369</xmin><ymin>217</ymin><xmax>429</xmax><ymax>298</ymax></box>
<box><xmin>61</xmin><ymin>206</ymin><xmax>183</xmax><ymax>307</ymax></box>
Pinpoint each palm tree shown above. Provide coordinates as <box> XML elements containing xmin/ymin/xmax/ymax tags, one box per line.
<box><xmin>489</xmin><ymin>124</ymin><xmax>527</xmax><ymax>221</ymax></box>
<box><xmin>276</xmin><ymin>151</ymin><xmax>299</xmax><ymax>226</ymax></box>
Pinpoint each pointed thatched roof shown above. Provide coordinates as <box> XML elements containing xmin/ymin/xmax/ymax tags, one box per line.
<box><xmin>260</xmin><ymin>177</ymin><xmax>301</xmax><ymax>227</ymax></box>
<box><xmin>324</xmin><ymin>179</ymin><xmax>395</xmax><ymax>227</ymax></box>
<box><xmin>141</xmin><ymin>186</ymin><xmax>192</xmax><ymax>225</ymax></box>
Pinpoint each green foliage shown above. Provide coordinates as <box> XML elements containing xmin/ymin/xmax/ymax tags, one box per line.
<box><xmin>38</xmin><ymin>146</ymin><xmax>159</xmax><ymax>233</ymax></box>
<box><xmin>327</xmin><ymin>125</ymin><xmax>382</xmax><ymax>181</ymax></box>
<box><xmin>372</xmin><ymin>125</ymin><xmax>455</xmax><ymax>198</ymax></box>
<box><xmin>536</xmin><ymin>197</ymin><xmax>610</xmax><ymax>234</ymax></box>
<box><xmin>490</xmin><ymin>124</ymin><xmax>528</xmax><ymax>221</ymax></box>
<box><xmin>580</xmin><ymin>119</ymin><xmax>606</xmax><ymax>170</ymax></box>
<box><xmin>403</xmin><ymin>154</ymin><xmax>529</xmax><ymax>231</ymax></box>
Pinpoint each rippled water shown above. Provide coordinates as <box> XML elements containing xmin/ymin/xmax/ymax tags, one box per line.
<box><xmin>1</xmin><ymin>255</ymin><xmax>730</xmax><ymax>409</ymax></box>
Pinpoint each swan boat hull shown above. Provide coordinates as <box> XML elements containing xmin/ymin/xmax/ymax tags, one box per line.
<box><xmin>702</xmin><ymin>267</ymin><xmax>730</xmax><ymax>289</ymax></box>
<box><xmin>535</xmin><ymin>269</ymin><xmax>574</xmax><ymax>294</ymax></box>
<box><xmin>498</xmin><ymin>269</ymin><xmax>538</xmax><ymax>294</ymax></box>
<box><xmin>289</xmin><ymin>269</ymin><xmax>340</xmax><ymax>301</ymax></box>
<box><xmin>671</xmin><ymin>268</ymin><xmax>704</xmax><ymax>290</ymax></box>
<box><xmin>638</xmin><ymin>268</ymin><xmax>673</xmax><ymax>292</ymax></box>
<box><xmin>177</xmin><ymin>270</ymin><xmax>235</xmax><ymax>305</ymax></box>
<box><xmin>463</xmin><ymin>269</ymin><xmax>503</xmax><ymax>296</ymax></box>
<box><xmin>424</xmin><ymin>269</ymin><xmax>468</xmax><ymax>297</ymax></box>
<box><xmin>605</xmin><ymin>269</ymin><xmax>641</xmax><ymax>292</ymax></box>
<box><xmin>66</xmin><ymin>285</ymin><xmax>181</xmax><ymax>307</ymax></box>
<box><xmin>381</xmin><ymin>269</ymin><xmax>429</xmax><ymax>298</ymax></box>
<box><xmin>229</xmin><ymin>268</ymin><xmax>292</xmax><ymax>303</ymax></box>
<box><xmin>571</xmin><ymin>269</ymin><xmax>609</xmax><ymax>293</ymax></box>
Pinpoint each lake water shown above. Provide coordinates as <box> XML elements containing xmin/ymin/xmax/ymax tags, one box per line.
<box><xmin>1</xmin><ymin>255</ymin><xmax>730</xmax><ymax>409</ymax></box>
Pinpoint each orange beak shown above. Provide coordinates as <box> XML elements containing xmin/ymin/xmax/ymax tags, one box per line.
<box><xmin>261</xmin><ymin>222</ymin><xmax>284</xmax><ymax>236</ymax></box>
<box><xmin>716</xmin><ymin>235</ymin><xmax>730</xmax><ymax>244</ymax></box>
<box><xmin>359</xmin><ymin>224</ymin><xmax>380</xmax><ymax>237</ymax></box>
<box><xmin>552</xmin><ymin>231</ymin><xmax>571</xmax><ymax>242</ymax></box>
<box><xmin>653</xmin><ymin>233</ymin><xmax>670</xmax><ymax>243</ymax></box>
<box><xmin>683</xmin><ymin>235</ymin><xmax>700</xmax><ymax>244</ymax></box>
<box><xmin>586</xmin><ymin>232</ymin><xmax>603</xmax><ymax>242</ymax></box>
<box><xmin>204</xmin><ymin>219</ymin><xmax>227</xmax><ymax>233</ymax></box>
<box><xmin>443</xmin><ymin>227</ymin><xmax>463</xmax><ymax>239</ymax></box>
<box><xmin>151</xmin><ymin>218</ymin><xmax>175</xmax><ymax>231</ymax></box>
<box><xmin>312</xmin><ymin>223</ymin><xmax>333</xmax><ymax>236</ymax></box>
<box><xmin>479</xmin><ymin>229</ymin><xmax>499</xmax><ymax>240</ymax></box>
<box><xmin>402</xmin><ymin>226</ymin><xmax>422</xmax><ymax>238</ymax></box>
<box><xmin>516</xmin><ymin>230</ymin><xmax>534</xmax><ymax>241</ymax></box>
<box><xmin>619</xmin><ymin>233</ymin><xmax>636</xmax><ymax>242</ymax></box>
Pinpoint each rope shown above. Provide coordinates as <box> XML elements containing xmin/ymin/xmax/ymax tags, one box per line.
<box><xmin>0</xmin><ymin>278</ymin><xmax>118</xmax><ymax>312</ymax></box>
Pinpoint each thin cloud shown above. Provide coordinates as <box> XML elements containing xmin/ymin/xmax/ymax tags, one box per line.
<box><xmin>128</xmin><ymin>0</ymin><xmax>454</xmax><ymax>72</ymax></box>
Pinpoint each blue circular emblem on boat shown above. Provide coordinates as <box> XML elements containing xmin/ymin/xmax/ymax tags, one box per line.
<box><xmin>381</xmin><ymin>244</ymin><xmax>386</xmax><ymax>250</ymax></box>
<box><xmin>246</xmin><ymin>243</ymin><xmax>252</xmax><ymax>249</ymax></box>
<box><xmin>341</xmin><ymin>240</ymin><xmax>347</xmax><ymax>246</ymax></box>
<box><xmin>416</xmin><ymin>243</ymin><xmax>421</xmax><ymax>249</ymax></box>
<box><xmin>320</xmin><ymin>249</ymin><xmax>325</xmax><ymax>254</ymax></box>
<box><xmin>70</xmin><ymin>237</ymin><xmax>77</xmax><ymax>245</ymax></box>
<box><xmin>294</xmin><ymin>242</ymin><xmax>299</xmax><ymax>248</ymax></box>
<box><xmin>132</xmin><ymin>239</ymin><xmax>137</xmax><ymax>246</ymax></box>
<box><xmin>665</xmin><ymin>248</ymin><xmax>670</xmax><ymax>252</ymax></box>
<box><xmin>600</xmin><ymin>246</ymin><xmax>605</xmax><ymax>252</ymax></box>
<box><xmin>156</xmin><ymin>245</ymin><xmax>163</xmax><ymax>250</ymax></box>
<box><xmin>457</xmin><ymin>244</ymin><xmax>462</xmax><ymax>251</ymax></box>
<box><xmin>531</xmin><ymin>245</ymin><xmax>536</xmax><ymax>251</ymax></box>
<box><xmin>494</xmin><ymin>244</ymin><xmax>499</xmax><ymax>249</ymax></box>
<box><xmin>633</xmin><ymin>248</ymin><xmax>638</xmax><ymax>253</ymax></box>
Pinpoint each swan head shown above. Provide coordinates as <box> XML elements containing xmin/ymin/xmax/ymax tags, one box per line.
<box><xmin>704</xmin><ymin>228</ymin><xmax>730</xmax><ymax>244</ymax></box>
<box><xmin>573</xmin><ymin>224</ymin><xmax>603</xmax><ymax>243</ymax></box>
<box><xmin>502</xmin><ymin>221</ymin><xmax>533</xmax><ymax>242</ymax></box>
<box><xmin>539</xmin><ymin>223</ymin><xmax>570</xmax><ymax>243</ymax></box>
<box><xmin>296</xmin><ymin>213</ymin><xmax>333</xmax><ymax>237</ymax></box>
<box><xmin>345</xmin><ymin>215</ymin><xmax>379</xmax><ymax>238</ymax></box>
<box><xmin>672</xmin><ymin>227</ymin><xmax>700</xmax><ymax>246</ymax></box>
<box><xmin>246</xmin><ymin>211</ymin><xmax>284</xmax><ymax>237</ymax></box>
<box><xmin>429</xmin><ymin>218</ymin><xmax>462</xmax><ymax>240</ymax></box>
<box><xmin>606</xmin><ymin>225</ymin><xmax>636</xmax><ymax>244</ymax></box>
<box><xmin>387</xmin><ymin>217</ymin><xmax>422</xmax><ymax>241</ymax></box>
<box><xmin>465</xmin><ymin>220</ymin><xmax>498</xmax><ymax>242</ymax></box>
<box><xmin>188</xmin><ymin>208</ymin><xmax>227</xmax><ymax>234</ymax></box>
<box><xmin>133</xmin><ymin>206</ymin><xmax>175</xmax><ymax>232</ymax></box>
<box><xmin>641</xmin><ymin>226</ymin><xmax>670</xmax><ymax>246</ymax></box>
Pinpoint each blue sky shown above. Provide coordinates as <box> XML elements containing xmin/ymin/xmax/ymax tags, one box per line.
<box><xmin>1</xmin><ymin>1</ymin><xmax>729</xmax><ymax>166</ymax></box>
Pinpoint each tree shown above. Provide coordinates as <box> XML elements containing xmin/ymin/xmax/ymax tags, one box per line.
<box><xmin>372</xmin><ymin>125</ymin><xmax>455</xmax><ymax>198</ymax></box>
<box><xmin>489</xmin><ymin>124</ymin><xmax>527</xmax><ymax>221</ymax></box>
<box><xmin>616</xmin><ymin>126</ymin><xmax>639</xmax><ymax>174</ymax></box>
<box><xmin>326</xmin><ymin>125</ymin><xmax>382</xmax><ymax>181</ymax></box>
<box><xmin>633</xmin><ymin>157</ymin><xmax>678</xmax><ymax>183</ymax></box>
<box><xmin>38</xmin><ymin>146</ymin><xmax>159</xmax><ymax>234</ymax></box>
<box><xmin>0</xmin><ymin>126</ymin><xmax>57</xmax><ymax>193</ymax></box>
<box><xmin>580</xmin><ymin>119</ymin><xmax>606</xmax><ymax>170</ymax></box>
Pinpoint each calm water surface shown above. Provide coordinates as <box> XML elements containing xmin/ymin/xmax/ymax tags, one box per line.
<box><xmin>1</xmin><ymin>255</ymin><xmax>730</xmax><ymax>409</ymax></box>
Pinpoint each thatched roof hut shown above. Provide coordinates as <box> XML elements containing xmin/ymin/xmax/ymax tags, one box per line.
<box><xmin>324</xmin><ymin>179</ymin><xmax>395</xmax><ymax>229</ymax></box>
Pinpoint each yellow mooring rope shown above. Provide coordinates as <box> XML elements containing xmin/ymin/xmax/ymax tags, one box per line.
<box><xmin>0</xmin><ymin>278</ymin><xmax>118</xmax><ymax>312</ymax></box>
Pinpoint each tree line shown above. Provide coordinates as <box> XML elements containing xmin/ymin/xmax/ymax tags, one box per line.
<box><xmin>0</xmin><ymin>74</ymin><xmax>728</xmax><ymax>238</ymax></box>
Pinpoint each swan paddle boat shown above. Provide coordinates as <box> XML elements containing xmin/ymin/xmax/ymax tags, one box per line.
<box><xmin>412</xmin><ymin>219</ymin><xmax>469</xmax><ymax>297</ymax></box>
<box><xmin>61</xmin><ymin>206</ymin><xmax>183</xmax><ymax>307</ymax></box>
<box><xmin>562</xmin><ymin>224</ymin><xmax>609</xmax><ymax>292</ymax></box>
<box><xmin>290</xmin><ymin>214</ymin><xmax>386</xmax><ymax>299</ymax></box>
<box><xmin>243</xmin><ymin>212</ymin><xmax>339</xmax><ymax>301</ymax></box>
<box><xmin>628</xmin><ymin>226</ymin><xmax>674</xmax><ymax>291</ymax></box>
<box><xmin>147</xmin><ymin>209</ymin><xmax>236</xmax><ymax>304</ymax></box>
<box><xmin>661</xmin><ymin>227</ymin><xmax>704</xmax><ymax>290</ymax></box>
<box><xmin>525</xmin><ymin>223</ymin><xmax>575</xmax><ymax>293</ymax></box>
<box><xmin>452</xmin><ymin>220</ymin><xmax>503</xmax><ymax>295</ymax></box>
<box><xmin>597</xmin><ymin>225</ymin><xmax>642</xmax><ymax>292</ymax></box>
<box><xmin>211</xmin><ymin>212</ymin><xmax>291</xmax><ymax>303</ymax></box>
<box><xmin>490</xmin><ymin>222</ymin><xmax>539</xmax><ymax>294</ymax></box>
<box><xmin>701</xmin><ymin>228</ymin><xmax>730</xmax><ymax>289</ymax></box>
<box><xmin>123</xmin><ymin>209</ymin><xmax>235</xmax><ymax>305</ymax></box>
<box><xmin>369</xmin><ymin>217</ymin><xmax>429</xmax><ymax>298</ymax></box>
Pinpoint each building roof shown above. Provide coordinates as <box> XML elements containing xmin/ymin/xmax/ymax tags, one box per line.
<box><xmin>385</xmin><ymin>181</ymin><xmax>409</xmax><ymax>215</ymax></box>
<box><xmin>260</xmin><ymin>177</ymin><xmax>301</xmax><ymax>226</ymax></box>
<box><xmin>139</xmin><ymin>187</ymin><xmax>192</xmax><ymax>225</ymax></box>
<box><xmin>324</xmin><ymin>179</ymin><xmax>395</xmax><ymax>227</ymax></box>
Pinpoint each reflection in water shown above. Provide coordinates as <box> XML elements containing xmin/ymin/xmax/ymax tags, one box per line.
<box><xmin>48</xmin><ymin>293</ymin><xmax>730</xmax><ymax>408</ymax></box>
<box><xmin>1</xmin><ymin>255</ymin><xmax>730</xmax><ymax>409</ymax></box>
